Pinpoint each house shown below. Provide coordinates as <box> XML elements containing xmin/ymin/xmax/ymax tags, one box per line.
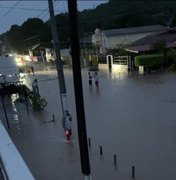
<box><xmin>93</xmin><ymin>25</ymin><xmax>168</xmax><ymax>51</ymax></box>
<box><xmin>82</xmin><ymin>25</ymin><xmax>168</xmax><ymax>55</ymax></box>
<box><xmin>125</xmin><ymin>27</ymin><xmax>176</xmax><ymax>54</ymax></box>
<box><xmin>123</xmin><ymin>27</ymin><xmax>176</xmax><ymax>72</ymax></box>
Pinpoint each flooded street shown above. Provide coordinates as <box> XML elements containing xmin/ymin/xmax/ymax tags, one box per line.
<box><xmin>1</xmin><ymin>66</ymin><xmax>176</xmax><ymax>180</ymax></box>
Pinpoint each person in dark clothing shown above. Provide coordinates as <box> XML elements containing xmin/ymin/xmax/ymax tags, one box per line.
<box><xmin>88</xmin><ymin>71</ymin><xmax>93</xmax><ymax>88</ymax></box>
<box><xmin>93</xmin><ymin>71</ymin><xmax>99</xmax><ymax>88</ymax></box>
<box><xmin>31</xmin><ymin>65</ymin><xmax>34</xmax><ymax>75</ymax></box>
<box><xmin>62</xmin><ymin>110</ymin><xmax>72</xmax><ymax>139</ymax></box>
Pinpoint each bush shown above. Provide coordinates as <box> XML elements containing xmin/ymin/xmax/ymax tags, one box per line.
<box><xmin>135</xmin><ymin>54</ymin><xmax>164</xmax><ymax>67</ymax></box>
<box><xmin>169</xmin><ymin>64</ymin><xmax>176</xmax><ymax>71</ymax></box>
<box><xmin>30</xmin><ymin>93</ymin><xmax>47</xmax><ymax>111</ymax></box>
<box><xmin>21</xmin><ymin>85</ymin><xmax>47</xmax><ymax>111</ymax></box>
<box><xmin>167</xmin><ymin>50</ymin><xmax>176</xmax><ymax>65</ymax></box>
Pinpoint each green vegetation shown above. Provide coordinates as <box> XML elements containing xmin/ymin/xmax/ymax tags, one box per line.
<box><xmin>22</xmin><ymin>85</ymin><xmax>47</xmax><ymax>111</ymax></box>
<box><xmin>107</xmin><ymin>47</ymin><xmax>129</xmax><ymax>56</ymax></box>
<box><xmin>1</xmin><ymin>1</ymin><xmax>176</xmax><ymax>53</ymax></box>
<box><xmin>167</xmin><ymin>50</ymin><xmax>176</xmax><ymax>71</ymax></box>
<box><xmin>151</xmin><ymin>41</ymin><xmax>167</xmax><ymax>53</ymax></box>
<box><xmin>135</xmin><ymin>54</ymin><xmax>164</xmax><ymax>67</ymax></box>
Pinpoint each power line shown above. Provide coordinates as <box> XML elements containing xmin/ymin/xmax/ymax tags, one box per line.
<box><xmin>0</xmin><ymin>5</ymin><xmax>47</xmax><ymax>12</ymax></box>
<box><xmin>0</xmin><ymin>0</ymin><xmax>22</xmax><ymax>21</ymax></box>
<box><xmin>0</xmin><ymin>1</ymin><xmax>64</xmax><ymax>21</ymax></box>
<box><xmin>0</xmin><ymin>4</ymin><xmax>64</xmax><ymax>13</ymax></box>
<box><xmin>61</xmin><ymin>1</ymin><xmax>68</xmax><ymax>12</ymax></box>
<box><xmin>37</xmin><ymin>0</ymin><xmax>60</xmax><ymax>19</ymax></box>
<box><xmin>36</xmin><ymin>8</ymin><xmax>49</xmax><ymax>19</ymax></box>
<box><xmin>0</xmin><ymin>0</ymin><xmax>67</xmax><ymax>34</ymax></box>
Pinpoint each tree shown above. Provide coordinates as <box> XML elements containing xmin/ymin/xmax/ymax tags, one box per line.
<box><xmin>2</xmin><ymin>1</ymin><xmax>176</xmax><ymax>54</ymax></box>
<box><xmin>151</xmin><ymin>41</ymin><xmax>167</xmax><ymax>67</ymax></box>
<box><xmin>4</xmin><ymin>25</ymin><xmax>22</xmax><ymax>52</ymax></box>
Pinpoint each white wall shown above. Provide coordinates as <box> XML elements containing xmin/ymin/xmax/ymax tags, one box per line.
<box><xmin>106</xmin><ymin>32</ymin><xmax>153</xmax><ymax>49</ymax></box>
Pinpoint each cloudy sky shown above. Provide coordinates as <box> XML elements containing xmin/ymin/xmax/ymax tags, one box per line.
<box><xmin>0</xmin><ymin>0</ymin><xmax>108</xmax><ymax>34</ymax></box>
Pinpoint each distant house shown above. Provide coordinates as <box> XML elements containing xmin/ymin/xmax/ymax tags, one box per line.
<box><xmin>101</xmin><ymin>25</ymin><xmax>168</xmax><ymax>49</ymax></box>
<box><xmin>82</xmin><ymin>25</ymin><xmax>168</xmax><ymax>53</ymax></box>
<box><xmin>122</xmin><ymin>27</ymin><xmax>176</xmax><ymax>72</ymax></box>
<box><xmin>125</xmin><ymin>27</ymin><xmax>176</xmax><ymax>54</ymax></box>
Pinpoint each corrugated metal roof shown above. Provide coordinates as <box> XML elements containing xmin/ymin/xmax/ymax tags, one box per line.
<box><xmin>125</xmin><ymin>45</ymin><xmax>151</xmax><ymax>53</ymax></box>
<box><xmin>125</xmin><ymin>27</ymin><xmax>176</xmax><ymax>53</ymax></box>
<box><xmin>125</xmin><ymin>42</ymin><xmax>176</xmax><ymax>53</ymax></box>
<box><xmin>132</xmin><ymin>29</ymin><xmax>176</xmax><ymax>46</ymax></box>
<box><xmin>102</xmin><ymin>25</ymin><xmax>168</xmax><ymax>36</ymax></box>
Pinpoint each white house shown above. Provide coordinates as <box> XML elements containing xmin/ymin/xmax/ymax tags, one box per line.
<box><xmin>90</xmin><ymin>25</ymin><xmax>168</xmax><ymax>51</ymax></box>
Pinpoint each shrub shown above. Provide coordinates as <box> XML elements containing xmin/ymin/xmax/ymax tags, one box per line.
<box><xmin>135</xmin><ymin>54</ymin><xmax>164</xmax><ymax>67</ymax></box>
<box><xmin>21</xmin><ymin>85</ymin><xmax>47</xmax><ymax>111</ymax></box>
<box><xmin>173</xmin><ymin>64</ymin><xmax>176</xmax><ymax>71</ymax></box>
<box><xmin>167</xmin><ymin>49</ymin><xmax>176</xmax><ymax>65</ymax></box>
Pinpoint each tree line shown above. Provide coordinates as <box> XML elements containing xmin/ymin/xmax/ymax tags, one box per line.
<box><xmin>1</xmin><ymin>1</ymin><xmax>176</xmax><ymax>53</ymax></box>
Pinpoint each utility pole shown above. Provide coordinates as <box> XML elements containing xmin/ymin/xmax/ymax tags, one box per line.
<box><xmin>82</xmin><ymin>42</ymin><xmax>87</xmax><ymax>67</ymax></box>
<box><xmin>67</xmin><ymin>0</ymin><xmax>91</xmax><ymax>180</ymax></box>
<box><xmin>48</xmin><ymin>0</ymin><xmax>69</xmax><ymax>114</ymax></box>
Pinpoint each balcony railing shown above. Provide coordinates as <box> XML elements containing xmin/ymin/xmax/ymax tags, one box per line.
<box><xmin>0</xmin><ymin>120</ymin><xmax>34</xmax><ymax>180</ymax></box>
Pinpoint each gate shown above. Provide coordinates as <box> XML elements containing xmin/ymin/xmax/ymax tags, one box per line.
<box><xmin>113</xmin><ymin>56</ymin><xmax>129</xmax><ymax>65</ymax></box>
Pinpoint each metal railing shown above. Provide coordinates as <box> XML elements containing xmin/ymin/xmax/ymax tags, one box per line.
<box><xmin>0</xmin><ymin>160</ymin><xmax>8</xmax><ymax>180</ymax></box>
<box><xmin>113</xmin><ymin>56</ymin><xmax>129</xmax><ymax>65</ymax></box>
<box><xmin>0</xmin><ymin>120</ymin><xmax>35</xmax><ymax>180</ymax></box>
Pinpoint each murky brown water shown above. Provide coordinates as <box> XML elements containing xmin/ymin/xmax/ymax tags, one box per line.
<box><xmin>1</xmin><ymin>66</ymin><xmax>176</xmax><ymax>180</ymax></box>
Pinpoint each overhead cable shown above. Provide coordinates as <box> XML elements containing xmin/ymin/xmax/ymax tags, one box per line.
<box><xmin>0</xmin><ymin>5</ymin><xmax>64</xmax><ymax>13</ymax></box>
<box><xmin>37</xmin><ymin>0</ymin><xmax>61</xmax><ymax>20</ymax></box>
<box><xmin>0</xmin><ymin>0</ymin><xmax>22</xmax><ymax>21</ymax></box>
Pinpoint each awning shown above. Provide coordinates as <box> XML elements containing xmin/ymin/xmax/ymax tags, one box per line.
<box><xmin>125</xmin><ymin>45</ymin><xmax>151</xmax><ymax>53</ymax></box>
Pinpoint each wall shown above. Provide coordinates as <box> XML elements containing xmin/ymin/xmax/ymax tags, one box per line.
<box><xmin>105</xmin><ymin>32</ymin><xmax>153</xmax><ymax>49</ymax></box>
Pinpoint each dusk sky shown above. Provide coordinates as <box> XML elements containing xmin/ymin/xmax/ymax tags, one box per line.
<box><xmin>0</xmin><ymin>0</ymin><xmax>108</xmax><ymax>35</ymax></box>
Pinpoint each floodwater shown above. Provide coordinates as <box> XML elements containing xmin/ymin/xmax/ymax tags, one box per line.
<box><xmin>1</xmin><ymin>65</ymin><xmax>176</xmax><ymax>180</ymax></box>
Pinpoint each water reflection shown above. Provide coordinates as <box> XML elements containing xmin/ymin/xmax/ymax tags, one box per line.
<box><xmin>11</xmin><ymin>94</ymin><xmax>21</xmax><ymax>131</ymax></box>
<box><xmin>104</xmin><ymin>65</ymin><xmax>168</xmax><ymax>85</ymax></box>
<box><xmin>132</xmin><ymin>73</ymin><xmax>166</xmax><ymax>85</ymax></box>
<box><xmin>4</xmin><ymin>67</ymin><xmax>176</xmax><ymax>180</ymax></box>
<box><xmin>103</xmin><ymin>65</ymin><xmax>129</xmax><ymax>80</ymax></box>
<box><xmin>65</xmin><ymin>140</ymin><xmax>79</xmax><ymax>163</ymax></box>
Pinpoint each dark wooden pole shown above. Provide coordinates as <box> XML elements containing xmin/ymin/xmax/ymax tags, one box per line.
<box><xmin>67</xmin><ymin>0</ymin><xmax>91</xmax><ymax>176</ymax></box>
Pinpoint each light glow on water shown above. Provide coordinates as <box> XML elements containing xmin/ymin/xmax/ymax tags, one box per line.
<box><xmin>110</xmin><ymin>65</ymin><xmax>128</xmax><ymax>79</ymax></box>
